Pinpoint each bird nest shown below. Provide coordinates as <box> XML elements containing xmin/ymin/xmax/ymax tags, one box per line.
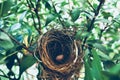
<box><xmin>37</xmin><ymin>29</ymin><xmax>83</xmax><ymax>80</ymax></box>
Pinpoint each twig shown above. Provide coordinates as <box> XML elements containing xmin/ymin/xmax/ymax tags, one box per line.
<box><xmin>99</xmin><ymin>19</ymin><xmax>118</xmax><ymax>39</ymax></box>
<box><xmin>0</xmin><ymin>74</ymin><xmax>9</xmax><ymax>79</ymax></box>
<box><xmin>35</xmin><ymin>0</ymin><xmax>42</xmax><ymax>34</ymax></box>
<box><xmin>0</xmin><ymin>69</ymin><xmax>8</xmax><ymax>77</ymax></box>
<box><xmin>96</xmin><ymin>0</ymin><xmax>105</xmax><ymax>16</ymax></box>
<box><xmin>87</xmin><ymin>0</ymin><xmax>96</xmax><ymax>12</ymax></box>
<box><xmin>26</xmin><ymin>0</ymin><xmax>38</xmax><ymax>33</ymax></box>
<box><xmin>51</xmin><ymin>0</ymin><xmax>65</xmax><ymax>28</ymax></box>
<box><xmin>82</xmin><ymin>0</ymin><xmax>104</xmax><ymax>49</ymax></box>
<box><xmin>113</xmin><ymin>19</ymin><xmax>120</xmax><ymax>24</ymax></box>
<box><xmin>0</xmin><ymin>29</ymin><xmax>33</xmax><ymax>54</ymax></box>
<box><xmin>26</xmin><ymin>0</ymin><xmax>41</xmax><ymax>34</ymax></box>
<box><xmin>0</xmin><ymin>69</ymin><xmax>12</xmax><ymax>79</ymax></box>
<box><xmin>29</xmin><ymin>0</ymin><xmax>35</xmax><ymax>8</ymax></box>
<box><xmin>99</xmin><ymin>23</ymin><xmax>108</xmax><ymax>39</ymax></box>
<box><xmin>32</xmin><ymin>13</ymin><xmax>38</xmax><ymax>32</ymax></box>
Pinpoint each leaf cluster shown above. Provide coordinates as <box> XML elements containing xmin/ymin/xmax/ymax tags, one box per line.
<box><xmin>0</xmin><ymin>0</ymin><xmax>120</xmax><ymax>80</ymax></box>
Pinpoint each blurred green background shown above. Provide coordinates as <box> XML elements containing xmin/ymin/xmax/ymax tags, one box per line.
<box><xmin>0</xmin><ymin>0</ymin><xmax>120</xmax><ymax>80</ymax></box>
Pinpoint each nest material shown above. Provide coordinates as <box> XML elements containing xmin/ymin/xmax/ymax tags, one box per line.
<box><xmin>37</xmin><ymin>29</ymin><xmax>83</xmax><ymax>80</ymax></box>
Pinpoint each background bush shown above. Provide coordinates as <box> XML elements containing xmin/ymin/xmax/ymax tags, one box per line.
<box><xmin>0</xmin><ymin>0</ymin><xmax>120</xmax><ymax>80</ymax></box>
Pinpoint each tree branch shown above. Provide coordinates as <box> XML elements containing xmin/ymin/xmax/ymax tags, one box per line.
<box><xmin>99</xmin><ymin>23</ymin><xmax>108</xmax><ymax>39</ymax></box>
<box><xmin>0</xmin><ymin>69</ymin><xmax>8</xmax><ymax>78</ymax></box>
<box><xmin>0</xmin><ymin>29</ymin><xmax>33</xmax><ymax>54</ymax></box>
<box><xmin>82</xmin><ymin>0</ymin><xmax>104</xmax><ymax>49</ymax></box>
<box><xmin>95</xmin><ymin>0</ymin><xmax>104</xmax><ymax>16</ymax></box>
<box><xmin>35</xmin><ymin>0</ymin><xmax>42</xmax><ymax>33</ymax></box>
<box><xmin>87</xmin><ymin>0</ymin><xmax>96</xmax><ymax>12</ymax></box>
<box><xmin>0</xmin><ymin>69</ymin><xmax>13</xmax><ymax>79</ymax></box>
<box><xmin>26</xmin><ymin>0</ymin><xmax>42</xmax><ymax>34</ymax></box>
<box><xmin>51</xmin><ymin>0</ymin><xmax>65</xmax><ymax>28</ymax></box>
<box><xmin>34</xmin><ymin>0</ymin><xmax>42</xmax><ymax>34</ymax></box>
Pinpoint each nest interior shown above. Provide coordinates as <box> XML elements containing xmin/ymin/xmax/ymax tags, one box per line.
<box><xmin>46</xmin><ymin>31</ymin><xmax>73</xmax><ymax>65</ymax></box>
<box><xmin>37</xmin><ymin>29</ymin><xmax>83</xmax><ymax>79</ymax></box>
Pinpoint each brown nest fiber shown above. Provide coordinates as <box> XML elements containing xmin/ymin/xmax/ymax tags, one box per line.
<box><xmin>37</xmin><ymin>29</ymin><xmax>83</xmax><ymax>80</ymax></box>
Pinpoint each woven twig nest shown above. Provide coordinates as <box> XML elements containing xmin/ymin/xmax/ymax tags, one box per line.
<box><xmin>37</xmin><ymin>29</ymin><xmax>83</xmax><ymax>80</ymax></box>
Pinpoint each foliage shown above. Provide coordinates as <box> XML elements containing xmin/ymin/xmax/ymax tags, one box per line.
<box><xmin>0</xmin><ymin>0</ymin><xmax>120</xmax><ymax>80</ymax></box>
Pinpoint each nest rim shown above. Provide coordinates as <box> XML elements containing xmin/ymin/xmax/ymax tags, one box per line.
<box><xmin>37</xmin><ymin>29</ymin><xmax>83</xmax><ymax>75</ymax></box>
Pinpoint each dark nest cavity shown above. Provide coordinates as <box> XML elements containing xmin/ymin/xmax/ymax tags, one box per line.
<box><xmin>43</xmin><ymin>30</ymin><xmax>74</xmax><ymax>65</ymax></box>
<box><xmin>37</xmin><ymin>29</ymin><xmax>83</xmax><ymax>80</ymax></box>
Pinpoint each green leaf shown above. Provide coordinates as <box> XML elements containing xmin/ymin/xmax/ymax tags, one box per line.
<box><xmin>0</xmin><ymin>76</ymin><xmax>9</xmax><ymax>80</ymax></box>
<box><xmin>97</xmin><ymin>51</ymin><xmax>111</xmax><ymax>60</ymax></box>
<box><xmin>102</xmin><ymin>63</ymin><xmax>120</xmax><ymax>80</ymax></box>
<box><xmin>61</xmin><ymin>1</ymin><xmax>68</xmax><ymax>6</ymax></box>
<box><xmin>92</xmin><ymin>50</ymin><xmax>102</xmax><ymax>71</ymax></box>
<box><xmin>0</xmin><ymin>45</ymin><xmax>22</xmax><ymax>64</ymax></box>
<box><xmin>45</xmin><ymin>14</ymin><xmax>56</xmax><ymax>26</ymax></box>
<box><xmin>93</xmin><ymin>3</ymin><xmax>98</xmax><ymax>10</ymax></box>
<box><xmin>102</xmin><ymin>71</ymin><xmax>119</xmax><ymax>80</ymax></box>
<box><xmin>113</xmin><ymin>54</ymin><xmax>120</xmax><ymax>60</ymax></box>
<box><xmin>84</xmin><ymin>49</ymin><xmax>103</xmax><ymax>80</ymax></box>
<box><xmin>20</xmin><ymin>54</ymin><xmax>37</xmax><ymax>75</ymax></box>
<box><xmin>0</xmin><ymin>53</ymin><xmax>5</xmax><ymax>64</ymax></box>
<box><xmin>27</xmin><ymin>29</ymin><xmax>32</xmax><ymax>44</ymax></box>
<box><xmin>91</xmin><ymin>49</ymin><xmax>103</xmax><ymax>80</ymax></box>
<box><xmin>109</xmin><ymin>63</ymin><xmax>120</xmax><ymax>75</ymax></box>
<box><xmin>95</xmin><ymin>19</ymin><xmax>110</xmax><ymax>23</ymax></box>
<box><xmin>102</xmin><ymin>12</ymin><xmax>112</xmax><ymax>19</ymax></box>
<box><xmin>10</xmin><ymin>23</ymin><xmax>21</xmax><ymax>31</ymax></box>
<box><xmin>71</xmin><ymin>8</ymin><xmax>80</xmax><ymax>22</ymax></box>
<box><xmin>64</xmin><ymin>20</ymin><xmax>74</xmax><ymax>28</ymax></box>
<box><xmin>84</xmin><ymin>54</ymin><xmax>93</xmax><ymax>80</ymax></box>
<box><xmin>0</xmin><ymin>32</ymin><xmax>14</xmax><ymax>50</ymax></box>
<box><xmin>45</xmin><ymin>1</ymin><xmax>51</xmax><ymax>10</ymax></box>
<box><xmin>93</xmin><ymin>43</ymin><xmax>108</xmax><ymax>54</ymax></box>
<box><xmin>0</xmin><ymin>0</ymin><xmax>13</xmax><ymax>17</ymax></box>
<box><xmin>19</xmin><ymin>11</ymin><xmax>27</xmax><ymax>22</ymax></box>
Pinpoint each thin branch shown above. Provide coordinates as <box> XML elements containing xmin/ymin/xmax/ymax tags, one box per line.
<box><xmin>0</xmin><ymin>69</ymin><xmax>8</xmax><ymax>77</ymax></box>
<box><xmin>0</xmin><ymin>69</ymin><xmax>13</xmax><ymax>79</ymax></box>
<box><xmin>1</xmin><ymin>51</ymin><xmax>18</xmax><ymax>63</ymax></box>
<box><xmin>87</xmin><ymin>0</ymin><xmax>96</xmax><ymax>12</ymax></box>
<box><xmin>26</xmin><ymin>0</ymin><xmax>41</xmax><ymax>34</ymax></box>
<box><xmin>31</xmin><ymin>13</ymin><xmax>39</xmax><ymax>33</ymax></box>
<box><xmin>95</xmin><ymin>0</ymin><xmax>104</xmax><ymax>16</ymax></box>
<box><xmin>0</xmin><ymin>29</ymin><xmax>33</xmax><ymax>54</ymax></box>
<box><xmin>26</xmin><ymin>0</ymin><xmax>38</xmax><ymax>33</ymax></box>
<box><xmin>113</xmin><ymin>19</ymin><xmax>120</xmax><ymax>24</ymax></box>
<box><xmin>35</xmin><ymin>9</ymin><xmax>42</xmax><ymax>34</ymax></box>
<box><xmin>82</xmin><ymin>0</ymin><xmax>104</xmax><ymax>49</ymax></box>
<box><xmin>99</xmin><ymin>19</ymin><xmax>118</xmax><ymax>39</ymax></box>
<box><xmin>99</xmin><ymin>23</ymin><xmax>108</xmax><ymax>39</ymax></box>
<box><xmin>34</xmin><ymin>0</ymin><xmax>42</xmax><ymax>34</ymax></box>
<box><xmin>0</xmin><ymin>74</ymin><xmax>9</xmax><ymax>79</ymax></box>
<box><xmin>87</xmin><ymin>15</ymin><xmax>96</xmax><ymax>32</ymax></box>
<box><xmin>29</xmin><ymin>0</ymin><xmax>35</xmax><ymax>9</ymax></box>
<box><xmin>51</xmin><ymin>0</ymin><xmax>65</xmax><ymax>28</ymax></box>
